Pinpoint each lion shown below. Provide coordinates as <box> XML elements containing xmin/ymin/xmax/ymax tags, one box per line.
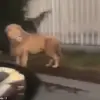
<box><xmin>5</xmin><ymin>24</ymin><xmax>62</xmax><ymax>68</ymax></box>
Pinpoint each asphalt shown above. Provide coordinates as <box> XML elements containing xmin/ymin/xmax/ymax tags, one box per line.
<box><xmin>34</xmin><ymin>74</ymin><xmax>100</xmax><ymax>100</ymax></box>
<box><xmin>0</xmin><ymin>68</ymin><xmax>100</xmax><ymax>100</ymax></box>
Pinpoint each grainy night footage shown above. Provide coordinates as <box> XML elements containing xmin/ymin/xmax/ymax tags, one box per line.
<box><xmin>0</xmin><ymin>0</ymin><xmax>100</xmax><ymax>100</ymax></box>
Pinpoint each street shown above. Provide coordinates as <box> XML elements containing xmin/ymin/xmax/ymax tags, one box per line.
<box><xmin>33</xmin><ymin>74</ymin><xmax>100</xmax><ymax>100</ymax></box>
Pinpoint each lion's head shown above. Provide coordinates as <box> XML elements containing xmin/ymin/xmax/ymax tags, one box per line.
<box><xmin>5</xmin><ymin>24</ymin><xmax>24</xmax><ymax>42</ymax></box>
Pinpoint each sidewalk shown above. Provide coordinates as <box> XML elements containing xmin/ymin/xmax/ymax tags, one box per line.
<box><xmin>62</xmin><ymin>44</ymin><xmax>100</xmax><ymax>53</ymax></box>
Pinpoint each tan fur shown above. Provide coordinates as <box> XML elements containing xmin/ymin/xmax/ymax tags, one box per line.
<box><xmin>5</xmin><ymin>24</ymin><xmax>62</xmax><ymax>68</ymax></box>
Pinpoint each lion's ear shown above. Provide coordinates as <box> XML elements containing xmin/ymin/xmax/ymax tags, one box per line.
<box><xmin>5</xmin><ymin>25</ymin><xmax>11</xmax><ymax>33</ymax></box>
<box><xmin>4</xmin><ymin>28</ymin><xmax>7</xmax><ymax>33</ymax></box>
<box><xmin>4</xmin><ymin>26</ymin><xmax>8</xmax><ymax>33</ymax></box>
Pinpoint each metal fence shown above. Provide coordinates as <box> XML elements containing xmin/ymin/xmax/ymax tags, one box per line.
<box><xmin>26</xmin><ymin>0</ymin><xmax>100</xmax><ymax>46</ymax></box>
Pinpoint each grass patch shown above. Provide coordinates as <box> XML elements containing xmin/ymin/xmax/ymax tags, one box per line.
<box><xmin>0</xmin><ymin>50</ymin><xmax>100</xmax><ymax>70</ymax></box>
<box><xmin>62</xmin><ymin>50</ymin><xmax>100</xmax><ymax>70</ymax></box>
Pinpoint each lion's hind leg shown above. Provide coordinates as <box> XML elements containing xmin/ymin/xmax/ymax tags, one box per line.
<box><xmin>45</xmin><ymin>59</ymin><xmax>53</xmax><ymax>67</ymax></box>
<box><xmin>52</xmin><ymin>54</ymin><xmax>60</xmax><ymax>68</ymax></box>
<box><xmin>44</xmin><ymin>37</ymin><xmax>61</xmax><ymax>68</ymax></box>
<box><xmin>46</xmin><ymin>53</ymin><xmax>60</xmax><ymax>68</ymax></box>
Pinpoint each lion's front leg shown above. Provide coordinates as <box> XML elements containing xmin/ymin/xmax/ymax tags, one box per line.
<box><xmin>20</xmin><ymin>50</ymin><xmax>28</xmax><ymax>67</ymax></box>
<box><xmin>16</xmin><ymin>56</ymin><xmax>20</xmax><ymax>65</ymax></box>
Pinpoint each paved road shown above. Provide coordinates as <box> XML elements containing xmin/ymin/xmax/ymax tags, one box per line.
<box><xmin>0</xmin><ymin>67</ymin><xmax>100</xmax><ymax>100</ymax></box>
<box><xmin>34</xmin><ymin>86</ymin><xmax>99</xmax><ymax>100</ymax></box>
<box><xmin>33</xmin><ymin>74</ymin><xmax>100</xmax><ymax>100</ymax></box>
